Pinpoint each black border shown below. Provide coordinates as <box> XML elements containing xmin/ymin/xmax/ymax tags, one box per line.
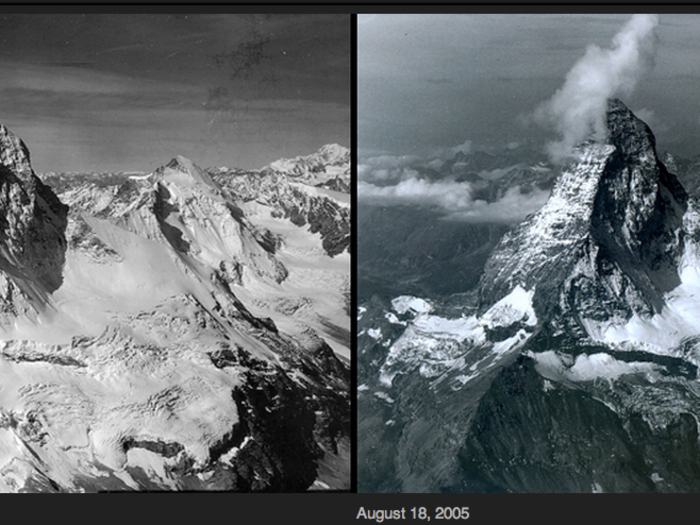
<box><xmin>351</xmin><ymin>12</ymin><xmax>359</xmax><ymax>497</ymax></box>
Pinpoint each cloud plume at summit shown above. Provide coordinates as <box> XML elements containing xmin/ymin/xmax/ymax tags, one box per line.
<box><xmin>536</xmin><ymin>14</ymin><xmax>660</xmax><ymax>161</ymax></box>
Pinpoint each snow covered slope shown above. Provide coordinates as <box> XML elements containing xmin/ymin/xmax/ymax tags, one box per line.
<box><xmin>210</xmin><ymin>145</ymin><xmax>350</xmax><ymax>257</ymax></box>
<box><xmin>266</xmin><ymin>143</ymin><xmax>350</xmax><ymax>188</ymax></box>
<box><xmin>0</xmin><ymin>133</ymin><xmax>350</xmax><ymax>491</ymax></box>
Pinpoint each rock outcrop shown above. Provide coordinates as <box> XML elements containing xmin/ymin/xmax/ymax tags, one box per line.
<box><xmin>479</xmin><ymin>99</ymin><xmax>688</xmax><ymax>335</ymax></box>
<box><xmin>0</xmin><ymin>125</ymin><xmax>67</xmax><ymax>322</ymax></box>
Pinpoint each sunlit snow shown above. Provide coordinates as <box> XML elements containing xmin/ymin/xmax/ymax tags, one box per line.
<box><xmin>391</xmin><ymin>296</ymin><xmax>433</xmax><ymax>315</ymax></box>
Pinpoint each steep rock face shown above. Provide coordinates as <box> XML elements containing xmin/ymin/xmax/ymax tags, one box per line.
<box><xmin>455</xmin><ymin>355</ymin><xmax>700</xmax><ymax>493</ymax></box>
<box><xmin>0</xmin><ymin>125</ymin><xmax>67</xmax><ymax>321</ymax></box>
<box><xmin>479</xmin><ymin>99</ymin><xmax>687</xmax><ymax>334</ymax></box>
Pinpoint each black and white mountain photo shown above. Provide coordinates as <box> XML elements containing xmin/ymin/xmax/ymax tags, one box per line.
<box><xmin>0</xmin><ymin>14</ymin><xmax>350</xmax><ymax>492</ymax></box>
<box><xmin>358</xmin><ymin>14</ymin><xmax>700</xmax><ymax>493</ymax></box>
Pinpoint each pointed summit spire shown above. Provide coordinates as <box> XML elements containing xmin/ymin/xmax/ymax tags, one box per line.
<box><xmin>604</xmin><ymin>98</ymin><xmax>657</xmax><ymax>161</ymax></box>
<box><xmin>478</xmin><ymin>99</ymin><xmax>687</xmax><ymax>333</ymax></box>
<box><xmin>0</xmin><ymin>122</ymin><xmax>67</xmax><ymax>321</ymax></box>
<box><xmin>0</xmin><ymin>124</ymin><xmax>33</xmax><ymax>180</ymax></box>
<box><xmin>154</xmin><ymin>155</ymin><xmax>218</xmax><ymax>190</ymax></box>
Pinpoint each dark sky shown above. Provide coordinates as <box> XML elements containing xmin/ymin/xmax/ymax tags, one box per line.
<box><xmin>0</xmin><ymin>14</ymin><xmax>350</xmax><ymax>173</ymax></box>
<box><xmin>358</xmin><ymin>14</ymin><xmax>700</xmax><ymax>161</ymax></box>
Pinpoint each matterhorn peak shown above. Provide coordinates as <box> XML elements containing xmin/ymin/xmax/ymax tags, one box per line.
<box><xmin>604</xmin><ymin>98</ymin><xmax>658</xmax><ymax>162</ymax></box>
<box><xmin>478</xmin><ymin>99</ymin><xmax>687</xmax><ymax>334</ymax></box>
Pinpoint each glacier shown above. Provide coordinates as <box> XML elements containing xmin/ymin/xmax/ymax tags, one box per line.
<box><xmin>0</xmin><ymin>126</ymin><xmax>351</xmax><ymax>492</ymax></box>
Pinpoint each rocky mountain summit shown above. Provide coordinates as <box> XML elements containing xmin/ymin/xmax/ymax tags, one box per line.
<box><xmin>479</xmin><ymin>99</ymin><xmax>688</xmax><ymax>334</ymax></box>
<box><xmin>0</xmin><ymin>125</ymin><xmax>68</xmax><ymax>323</ymax></box>
<box><xmin>0</xmin><ymin>131</ymin><xmax>350</xmax><ymax>492</ymax></box>
<box><xmin>359</xmin><ymin>99</ymin><xmax>700</xmax><ymax>493</ymax></box>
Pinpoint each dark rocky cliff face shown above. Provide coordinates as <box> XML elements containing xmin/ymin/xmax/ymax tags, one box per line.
<box><xmin>454</xmin><ymin>354</ymin><xmax>700</xmax><ymax>493</ymax></box>
<box><xmin>449</xmin><ymin>101</ymin><xmax>700</xmax><ymax>493</ymax></box>
<box><xmin>591</xmin><ymin>99</ymin><xmax>687</xmax><ymax>308</ymax></box>
<box><xmin>478</xmin><ymin>99</ymin><xmax>687</xmax><ymax>335</ymax></box>
<box><xmin>0</xmin><ymin>125</ymin><xmax>67</xmax><ymax>320</ymax></box>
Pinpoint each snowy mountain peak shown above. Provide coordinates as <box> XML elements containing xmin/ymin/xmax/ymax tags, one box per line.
<box><xmin>0</xmin><ymin>123</ymin><xmax>68</xmax><ymax>323</ymax></box>
<box><xmin>266</xmin><ymin>144</ymin><xmax>350</xmax><ymax>185</ymax></box>
<box><xmin>156</xmin><ymin>155</ymin><xmax>218</xmax><ymax>190</ymax></box>
<box><xmin>358</xmin><ymin>101</ymin><xmax>700</xmax><ymax>495</ymax></box>
<box><xmin>0</xmin><ymin>137</ymin><xmax>350</xmax><ymax>491</ymax></box>
<box><xmin>166</xmin><ymin>154</ymin><xmax>196</xmax><ymax>172</ymax></box>
<box><xmin>478</xmin><ymin>99</ymin><xmax>688</xmax><ymax>335</ymax></box>
<box><xmin>315</xmin><ymin>143</ymin><xmax>350</xmax><ymax>164</ymax></box>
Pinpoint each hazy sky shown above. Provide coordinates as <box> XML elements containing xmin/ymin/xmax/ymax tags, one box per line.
<box><xmin>359</xmin><ymin>14</ymin><xmax>700</xmax><ymax>161</ymax></box>
<box><xmin>0</xmin><ymin>14</ymin><xmax>350</xmax><ymax>173</ymax></box>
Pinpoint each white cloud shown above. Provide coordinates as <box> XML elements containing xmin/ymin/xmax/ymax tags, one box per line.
<box><xmin>535</xmin><ymin>14</ymin><xmax>660</xmax><ymax>162</ymax></box>
<box><xmin>358</xmin><ymin>141</ymin><xmax>475</xmax><ymax>183</ymax></box>
<box><xmin>357</xmin><ymin>154</ymin><xmax>422</xmax><ymax>182</ymax></box>
<box><xmin>358</xmin><ymin>178</ymin><xmax>474</xmax><ymax>210</ymax></box>
<box><xmin>358</xmin><ymin>177</ymin><xmax>550</xmax><ymax>223</ymax></box>
<box><xmin>445</xmin><ymin>185</ymin><xmax>550</xmax><ymax>223</ymax></box>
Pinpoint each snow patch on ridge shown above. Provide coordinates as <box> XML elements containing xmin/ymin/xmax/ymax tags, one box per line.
<box><xmin>530</xmin><ymin>350</ymin><xmax>663</xmax><ymax>384</ymax></box>
<box><xmin>482</xmin><ymin>285</ymin><xmax>537</xmax><ymax>328</ymax></box>
<box><xmin>385</xmin><ymin>311</ymin><xmax>406</xmax><ymax>325</ymax></box>
<box><xmin>367</xmin><ymin>328</ymin><xmax>382</xmax><ymax>340</ymax></box>
<box><xmin>392</xmin><ymin>296</ymin><xmax>432</xmax><ymax>315</ymax></box>
<box><xmin>379</xmin><ymin>286</ymin><xmax>537</xmax><ymax>387</ymax></box>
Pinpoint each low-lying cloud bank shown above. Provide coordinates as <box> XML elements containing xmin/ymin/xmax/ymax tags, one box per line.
<box><xmin>358</xmin><ymin>140</ymin><xmax>553</xmax><ymax>223</ymax></box>
<box><xmin>358</xmin><ymin>177</ymin><xmax>549</xmax><ymax>223</ymax></box>
<box><xmin>357</xmin><ymin>154</ymin><xmax>424</xmax><ymax>185</ymax></box>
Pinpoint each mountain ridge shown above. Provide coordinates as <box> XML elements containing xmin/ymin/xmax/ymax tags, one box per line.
<box><xmin>358</xmin><ymin>99</ymin><xmax>700</xmax><ymax>493</ymax></box>
<box><xmin>479</xmin><ymin>99</ymin><xmax>688</xmax><ymax>334</ymax></box>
